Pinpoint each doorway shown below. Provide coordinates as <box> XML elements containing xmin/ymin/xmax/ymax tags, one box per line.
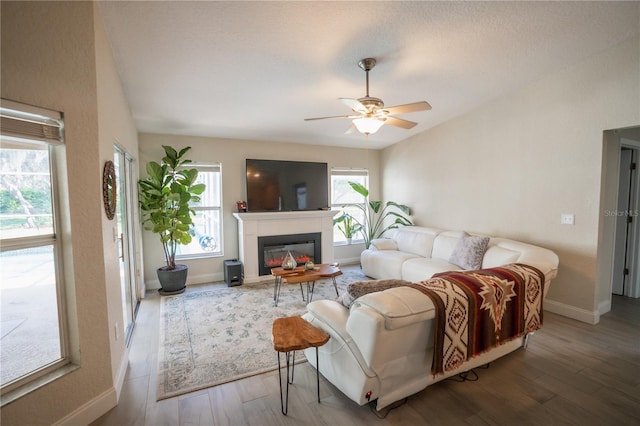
<box><xmin>606</xmin><ymin>127</ymin><xmax>640</xmax><ymax>300</ymax></box>
<box><xmin>114</xmin><ymin>146</ymin><xmax>140</xmax><ymax>344</ymax></box>
<box><xmin>612</xmin><ymin>147</ymin><xmax>638</xmax><ymax>295</ymax></box>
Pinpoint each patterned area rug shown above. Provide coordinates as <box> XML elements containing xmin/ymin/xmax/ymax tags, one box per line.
<box><xmin>157</xmin><ymin>265</ymin><xmax>367</xmax><ymax>400</ymax></box>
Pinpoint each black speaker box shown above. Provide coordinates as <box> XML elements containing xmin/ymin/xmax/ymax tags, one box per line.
<box><xmin>223</xmin><ymin>259</ymin><xmax>243</xmax><ymax>287</ymax></box>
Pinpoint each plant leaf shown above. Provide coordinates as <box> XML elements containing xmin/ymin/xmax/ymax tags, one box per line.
<box><xmin>348</xmin><ymin>181</ymin><xmax>369</xmax><ymax>198</ymax></box>
<box><xmin>387</xmin><ymin>201</ymin><xmax>411</xmax><ymax>215</ymax></box>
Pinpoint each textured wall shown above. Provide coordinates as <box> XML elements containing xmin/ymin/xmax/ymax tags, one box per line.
<box><xmin>138</xmin><ymin>133</ymin><xmax>380</xmax><ymax>287</ymax></box>
<box><xmin>381</xmin><ymin>36</ymin><xmax>640</xmax><ymax>323</ymax></box>
<box><xmin>94</xmin><ymin>4</ymin><xmax>141</xmax><ymax>394</ymax></box>
<box><xmin>1</xmin><ymin>2</ymin><xmax>130</xmax><ymax>424</ymax></box>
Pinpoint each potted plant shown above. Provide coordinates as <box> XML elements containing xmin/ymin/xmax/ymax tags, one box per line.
<box><xmin>344</xmin><ymin>181</ymin><xmax>413</xmax><ymax>249</ymax></box>
<box><xmin>333</xmin><ymin>212</ymin><xmax>363</xmax><ymax>244</ymax></box>
<box><xmin>138</xmin><ymin>145</ymin><xmax>205</xmax><ymax>295</ymax></box>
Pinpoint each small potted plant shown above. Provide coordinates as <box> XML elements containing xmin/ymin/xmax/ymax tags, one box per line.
<box><xmin>138</xmin><ymin>145</ymin><xmax>205</xmax><ymax>294</ymax></box>
<box><xmin>333</xmin><ymin>212</ymin><xmax>363</xmax><ymax>244</ymax></box>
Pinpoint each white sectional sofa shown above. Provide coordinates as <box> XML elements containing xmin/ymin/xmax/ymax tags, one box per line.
<box><xmin>303</xmin><ymin>226</ymin><xmax>559</xmax><ymax>411</ymax></box>
<box><xmin>361</xmin><ymin>226</ymin><xmax>559</xmax><ymax>285</ymax></box>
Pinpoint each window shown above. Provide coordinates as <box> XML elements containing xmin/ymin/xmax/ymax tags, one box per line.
<box><xmin>0</xmin><ymin>99</ymin><xmax>71</xmax><ymax>396</ymax></box>
<box><xmin>176</xmin><ymin>163</ymin><xmax>223</xmax><ymax>259</ymax></box>
<box><xmin>331</xmin><ymin>169</ymin><xmax>368</xmax><ymax>244</ymax></box>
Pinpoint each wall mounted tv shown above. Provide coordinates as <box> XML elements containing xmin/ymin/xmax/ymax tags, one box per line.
<box><xmin>245</xmin><ymin>159</ymin><xmax>329</xmax><ymax>212</ymax></box>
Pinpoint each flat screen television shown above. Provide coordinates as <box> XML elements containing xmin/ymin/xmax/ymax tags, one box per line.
<box><xmin>245</xmin><ymin>159</ymin><xmax>329</xmax><ymax>212</ymax></box>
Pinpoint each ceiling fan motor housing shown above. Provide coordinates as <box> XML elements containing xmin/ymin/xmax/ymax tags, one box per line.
<box><xmin>358</xmin><ymin>96</ymin><xmax>384</xmax><ymax>111</ymax></box>
<box><xmin>358</xmin><ymin>58</ymin><xmax>377</xmax><ymax>72</ymax></box>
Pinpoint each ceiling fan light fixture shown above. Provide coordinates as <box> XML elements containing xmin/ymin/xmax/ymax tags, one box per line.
<box><xmin>353</xmin><ymin>117</ymin><xmax>385</xmax><ymax>135</ymax></box>
<box><xmin>304</xmin><ymin>57</ymin><xmax>430</xmax><ymax>135</ymax></box>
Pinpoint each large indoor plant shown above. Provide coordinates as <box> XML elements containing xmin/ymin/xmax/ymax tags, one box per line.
<box><xmin>138</xmin><ymin>145</ymin><xmax>205</xmax><ymax>294</ymax></box>
<box><xmin>345</xmin><ymin>181</ymin><xmax>413</xmax><ymax>249</ymax></box>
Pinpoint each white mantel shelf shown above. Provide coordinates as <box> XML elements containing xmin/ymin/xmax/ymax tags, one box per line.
<box><xmin>233</xmin><ymin>210</ymin><xmax>337</xmax><ymax>221</ymax></box>
<box><xmin>233</xmin><ymin>210</ymin><xmax>337</xmax><ymax>283</ymax></box>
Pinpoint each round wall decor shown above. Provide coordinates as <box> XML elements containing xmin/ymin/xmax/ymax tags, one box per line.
<box><xmin>102</xmin><ymin>160</ymin><xmax>117</xmax><ymax>220</ymax></box>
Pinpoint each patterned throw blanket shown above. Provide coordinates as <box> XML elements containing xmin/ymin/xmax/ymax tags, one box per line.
<box><xmin>409</xmin><ymin>263</ymin><xmax>545</xmax><ymax>375</ymax></box>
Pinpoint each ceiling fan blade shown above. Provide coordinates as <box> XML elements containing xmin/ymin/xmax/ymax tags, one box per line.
<box><xmin>339</xmin><ymin>98</ymin><xmax>368</xmax><ymax>114</ymax></box>
<box><xmin>304</xmin><ymin>114</ymin><xmax>358</xmax><ymax>121</ymax></box>
<box><xmin>385</xmin><ymin>116</ymin><xmax>418</xmax><ymax>129</ymax></box>
<box><xmin>384</xmin><ymin>101</ymin><xmax>432</xmax><ymax>115</ymax></box>
<box><xmin>345</xmin><ymin>124</ymin><xmax>357</xmax><ymax>134</ymax></box>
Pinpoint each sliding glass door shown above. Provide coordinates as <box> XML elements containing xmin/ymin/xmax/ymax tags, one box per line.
<box><xmin>114</xmin><ymin>146</ymin><xmax>139</xmax><ymax>344</ymax></box>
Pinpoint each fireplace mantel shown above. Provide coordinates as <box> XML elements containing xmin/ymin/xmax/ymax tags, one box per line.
<box><xmin>233</xmin><ymin>210</ymin><xmax>336</xmax><ymax>283</ymax></box>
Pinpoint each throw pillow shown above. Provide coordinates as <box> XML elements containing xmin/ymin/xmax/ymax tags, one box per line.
<box><xmin>337</xmin><ymin>279</ymin><xmax>412</xmax><ymax>308</ymax></box>
<box><xmin>448</xmin><ymin>232</ymin><xmax>490</xmax><ymax>270</ymax></box>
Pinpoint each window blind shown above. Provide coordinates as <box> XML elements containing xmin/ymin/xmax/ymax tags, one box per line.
<box><xmin>0</xmin><ymin>98</ymin><xmax>64</xmax><ymax>145</ymax></box>
<box><xmin>331</xmin><ymin>168</ymin><xmax>368</xmax><ymax>176</ymax></box>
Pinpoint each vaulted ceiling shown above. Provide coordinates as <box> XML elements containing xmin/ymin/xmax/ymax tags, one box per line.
<box><xmin>98</xmin><ymin>1</ymin><xmax>639</xmax><ymax>149</ymax></box>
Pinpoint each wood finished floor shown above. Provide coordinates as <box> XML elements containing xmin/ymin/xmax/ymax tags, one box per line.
<box><xmin>92</xmin><ymin>282</ymin><xmax>640</xmax><ymax>426</ymax></box>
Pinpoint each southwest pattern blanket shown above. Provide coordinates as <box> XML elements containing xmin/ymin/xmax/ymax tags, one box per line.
<box><xmin>409</xmin><ymin>263</ymin><xmax>545</xmax><ymax>375</ymax></box>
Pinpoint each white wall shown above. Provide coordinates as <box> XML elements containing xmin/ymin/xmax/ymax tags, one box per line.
<box><xmin>381</xmin><ymin>36</ymin><xmax>640</xmax><ymax>323</ymax></box>
<box><xmin>94</xmin><ymin>4</ymin><xmax>141</xmax><ymax>398</ymax></box>
<box><xmin>0</xmin><ymin>1</ymin><xmax>125</xmax><ymax>425</ymax></box>
<box><xmin>138</xmin><ymin>133</ymin><xmax>379</xmax><ymax>288</ymax></box>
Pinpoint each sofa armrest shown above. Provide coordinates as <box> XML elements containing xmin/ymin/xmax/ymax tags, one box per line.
<box><xmin>354</xmin><ymin>287</ymin><xmax>436</xmax><ymax>329</ymax></box>
<box><xmin>370</xmin><ymin>238</ymin><xmax>398</xmax><ymax>251</ymax></box>
<box><xmin>305</xmin><ymin>300</ymin><xmax>350</xmax><ymax>337</ymax></box>
<box><xmin>304</xmin><ymin>300</ymin><xmax>376</xmax><ymax>377</ymax></box>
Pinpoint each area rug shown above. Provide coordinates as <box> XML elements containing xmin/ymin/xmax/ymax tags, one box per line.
<box><xmin>157</xmin><ymin>265</ymin><xmax>367</xmax><ymax>400</ymax></box>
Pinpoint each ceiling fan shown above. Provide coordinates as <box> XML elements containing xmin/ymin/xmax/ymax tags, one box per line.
<box><xmin>304</xmin><ymin>58</ymin><xmax>431</xmax><ymax>135</ymax></box>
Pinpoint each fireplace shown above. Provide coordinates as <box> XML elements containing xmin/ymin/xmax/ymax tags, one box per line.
<box><xmin>258</xmin><ymin>232</ymin><xmax>321</xmax><ymax>276</ymax></box>
<box><xmin>233</xmin><ymin>210</ymin><xmax>335</xmax><ymax>283</ymax></box>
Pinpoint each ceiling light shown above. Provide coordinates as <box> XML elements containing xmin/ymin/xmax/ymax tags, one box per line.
<box><xmin>353</xmin><ymin>117</ymin><xmax>385</xmax><ymax>135</ymax></box>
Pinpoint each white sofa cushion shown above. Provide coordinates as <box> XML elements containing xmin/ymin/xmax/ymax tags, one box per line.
<box><xmin>401</xmin><ymin>258</ymin><xmax>461</xmax><ymax>283</ymax></box>
<box><xmin>431</xmin><ymin>231</ymin><xmax>465</xmax><ymax>260</ymax></box>
<box><xmin>369</xmin><ymin>238</ymin><xmax>398</xmax><ymax>251</ymax></box>
<box><xmin>394</xmin><ymin>227</ymin><xmax>439</xmax><ymax>257</ymax></box>
<box><xmin>354</xmin><ymin>287</ymin><xmax>436</xmax><ymax>330</ymax></box>
<box><xmin>482</xmin><ymin>244</ymin><xmax>521</xmax><ymax>268</ymax></box>
<box><xmin>360</xmin><ymin>250</ymin><xmax>420</xmax><ymax>279</ymax></box>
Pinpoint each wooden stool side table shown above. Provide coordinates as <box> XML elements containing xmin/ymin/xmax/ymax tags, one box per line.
<box><xmin>272</xmin><ymin>316</ymin><xmax>330</xmax><ymax>415</ymax></box>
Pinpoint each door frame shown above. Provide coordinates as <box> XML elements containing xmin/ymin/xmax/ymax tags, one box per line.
<box><xmin>598</xmin><ymin>126</ymin><xmax>640</xmax><ymax>317</ymax></box>
<box><xmin>114</xmin><ymin>144</ymin><xmax>142</xmax><ymax>344</ymax></box>
<box><xmin>618</xmin><ymin>139</ymin><xmax>640</xmax><ymax>297</ymax></box>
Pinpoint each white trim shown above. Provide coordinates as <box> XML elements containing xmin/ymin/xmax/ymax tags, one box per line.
<box><xmin>598</xmin><ymin>299</ymin><xmax>612</xmax><ymax>316</ymax></box>
<box><xmin>1</xmin><ymin>98</ymin><xmax>62</xmax><ymax>120</ymax></box>
<box><xmin>544</xmin><ymin>299</ymin><xmax>600</xmax><ymax>324</ymax></box>
<box><xmin>145</xmin><ymin>271</ymin><xmax>224</xmax><ymax>290</ymax></box>
<box><xmin>333</xmin><ymin>256</ymin><xmax>361</xmax><ymax>266</ymax></box>
<box><xmin>51</xmin><ymin>387</ymin><xmax>117</xmax><ymax>426</ymax></box>
<box><xmin>113</xmin><ymin>346</ymin><xmax>130</xmax><ymax>401</ymax></box>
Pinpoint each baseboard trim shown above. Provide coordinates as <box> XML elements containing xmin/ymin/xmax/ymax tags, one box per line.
<box><xmin>598</xmin><ymin>299</ymin><xmax>612</xmax><ymax>316</ymax></box>
<box><xmin>52</xmin><ymin>387</ymin><xmax>117</xmax><ymax>426</ymax></box>
<box><xmin>333</xmin><ymin>257</ymin><xmax>361</xmax><ymax>266</ymax></box>
<box><xmin>544</xmin><ymin>299</ymin><xmax>600</xmax><ymax>324</ymax></box>
<box><xmin>52</xmin><ymin>337</ymin><xmax>130</xmax><ymax>425</ymax></box>
<box><xmin>145</xmin><ymin>272</ymin><xmax>224</xmax><ymax>290</ymax></box>
<box><xmin>114</xmin><ymin>346</ymin><xmax>130</xmax><ymax>400</ymax></box>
